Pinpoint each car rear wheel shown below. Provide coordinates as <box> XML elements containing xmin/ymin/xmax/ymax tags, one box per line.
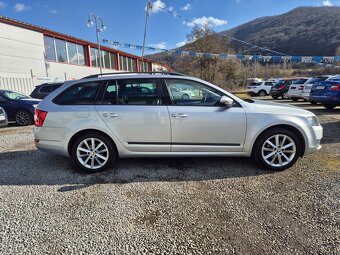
<box><xmin>71</xmin><ymin>133</ymin><xmax>117</xmax><ymax>172</ymax></box>
<box><xmin>258</xmin><ymin>90</ymin><xmax>266</xmax><ymax>97</ymax></box>
<box><xmin>15</xmin><ymin>110</ymin><xmax>32</xmax><ymax>126</ymax></box>
<box><xmin>253</xmin><ymin>128</ymin><xmax>301</xmax><ymax>171</ymax></box>
<box><xmin>323</xmin><ymin>104</ymin><xmax>336</xmax><ymax>110</ymax></box>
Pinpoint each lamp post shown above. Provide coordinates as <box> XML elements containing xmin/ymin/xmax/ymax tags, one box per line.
<box><xmin>87</xmin><ymin>13</ymin><xmax>106</xmax><ymax>74</ymax></box>
<box><xmin>141</xmin><ymin>0</ymin><xmax>152</xmax><ymax>64</ymax></box>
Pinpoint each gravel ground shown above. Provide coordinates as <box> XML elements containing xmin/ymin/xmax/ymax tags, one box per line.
<box><xmin>0</xmin><ymin>101</ymin><xmax>339</xmax><ymax>254</ymax></box>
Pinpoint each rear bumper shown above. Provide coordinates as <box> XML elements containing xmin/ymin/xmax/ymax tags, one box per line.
<box><xmin>34</xmin><ymin>126</ymin><xmax>70</xmax><ymax>156</ymax></box>
<box><xmin>287</xmin><ymin>92</ymin><xmax>303</xmax><ymax>98</ymax></box>
<box><xmin>309</xmin><ymin>94</ymin><xmax>340</xmax><ymax>104</ymax></box>
<box><xmin>301</xmin><ymin>92</ymin><xmax>310</xmax><ymax>100</ymax></box>
<box><xmin>269</xmin><ymin>90</ymin><xmax>283</xmax><ymax>96</ymax></box>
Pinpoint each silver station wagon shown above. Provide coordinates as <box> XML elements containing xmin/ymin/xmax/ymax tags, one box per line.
<box><xmin>34</xmin><ymin>72</ymin><xmax>323</xmax><ymax>172</ymax></box>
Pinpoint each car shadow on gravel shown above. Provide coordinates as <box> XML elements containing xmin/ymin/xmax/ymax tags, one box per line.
<box><xmin>320</xmin><ymin>121</ymin><xmax>340</xmax><ymax>144</ymax></box>
<box><xmin>0</xmin><ymin>150</ymin><xmax>273</xmax><ymax>190</ymax></box>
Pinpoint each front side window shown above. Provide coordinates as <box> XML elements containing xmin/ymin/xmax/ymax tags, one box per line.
<box><xmin>165</xmin><ymin>79</ymin><xmax>224</xmax><ymax>106</ymax></box>
<box><xmin>54</xmin><ymin>82</ymin><xmax>101</xmax><ymax>105</ymax></box>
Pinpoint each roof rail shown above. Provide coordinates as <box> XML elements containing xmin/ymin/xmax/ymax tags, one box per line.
<box><xmin>82</xmin><ymin>71</ymin><xmax>185</xmax><ymax>79</ymax></box>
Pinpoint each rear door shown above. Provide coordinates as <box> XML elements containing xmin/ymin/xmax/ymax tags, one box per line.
<box><xmin>95</xmin><ymin>78</ymin><xmax>171</xmax><ymax>152</ymax></box>
<box><xmin>163</xmin><ymin>78</ymin><xmax>246</xmax><ymax>152</ymax></box>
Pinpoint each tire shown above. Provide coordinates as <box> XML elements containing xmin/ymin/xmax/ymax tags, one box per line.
<box><xmin>258</xmin><ymin>90</ymin><xmax>266</xmax><ymax>97</ymax></box>
<box><xmin>310</xmin><ymin>101</ymin><xmax>317</xmax><ymax>105</ymax></box>
<box><xmin>323</xmin><ymin>104</ymin><xmax>336</xmax><ymax>110</ymax></box>
<box><xmin>71</xmin><ymin>132</ymin><xmax>117</xmax><ymax>173</ymax></box>
<box><xmin>182</xmin><ymin>94</ymin><xmax>189</xmax><ymax>100</ymax></box>
<box><xmin>291</xmin><ymin>98</ymin><xmax>299</xmax><ymax>102</ymax></box>
<box><xmin>282</xmin><ymin>92</ymin><xmax>289</xmax><ymax>99</ymax></box>
<box><xmin>253</xmin><ymin>128</ymin><xmax>302</xmax><ymax>171</ymax></box>
<box><xmin>272</xmin><ymin>95</ymin><xmax>279</xmax><ymax>100</ymax></box>
<box><xmin>15</xmin><ymin>110</ymin><xmax>33</xmax><ymax>126</ymax></box>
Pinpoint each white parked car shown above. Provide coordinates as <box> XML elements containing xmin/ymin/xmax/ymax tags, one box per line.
<box><xmin>0</xmin><ymin>107</ymin><xmax>8</xmax><ymax>127</ymax></box>
<box><xmin>247</xmin><ymin>81</ymin><xmax>275</xmax><ymax>97</ymax></box>
<box><xmin>301</xmin><ymin>75</ymin><xmax>337</xmax><ymax>104</ymax></box>
<box><xmin>287</xmin><ymin>78</ymin><xmax>309</xmax><ymax>101</ymax></box>
<box><xmin>169</xmin><ymin>86</ymin><xmax>196</xmax><ymax>100</ymax></box>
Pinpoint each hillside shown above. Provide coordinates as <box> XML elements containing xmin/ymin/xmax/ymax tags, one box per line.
<box><xmin>147</xmin><ymin>6</ymin><xmax>340</xmax><ymax>66</ymax></box>
<box><xmin>223</xmin><ymin>6</ymin><xmax>340</xmax><ymax>56</ymax></box>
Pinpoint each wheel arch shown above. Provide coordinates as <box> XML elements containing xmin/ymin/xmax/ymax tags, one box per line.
<box><xmin>67</xmin><ymin>129</ymin><xmax>118</xmax><ymax>157</ymax></box>
<box><xmin>251</xmin><ymin>124</ymin><xmax>306</xmax><ymax>157</ymax></box>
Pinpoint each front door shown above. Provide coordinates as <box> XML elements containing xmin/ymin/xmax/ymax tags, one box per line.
<box><xmin>163</xmin><ymin>78</ymin><xmax>246</xmax><ymax>152</ymax></box>
<box><xmin>95</xmin><ymin>78</ymin><xmax>171</xmax><ymax>152</ymax></box>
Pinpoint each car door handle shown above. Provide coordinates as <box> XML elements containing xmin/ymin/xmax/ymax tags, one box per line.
<box><xmin>103</xmin><ymin>112</ymin><xmax>119</xmax><ymax>118</ymax></box>
<box><xmin>171</xmin><ymin>113</ymin><xmax>188</xmax><ymax>118</ymax></box>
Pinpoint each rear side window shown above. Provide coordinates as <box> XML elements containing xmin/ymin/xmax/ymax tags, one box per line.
<box><xmin>101</xmin><ymin>79</ymin><xmax>160</xmax><ymax>105</ymax></box>
<box><xmin>52</xmin><ymin>84</ymin><xmax>63</xmax><ymax>91</ymax></box>
<box><xmin>265</xmin><ymin>82</ymin><xmax>273</xmax><ymax>86</ymax></box>
<box><xmin>54</xmin><ymin>82</ymin><xmax>101</xmax><ymax>105</ymax></box>
<box><xmin>39</xmin><ymin>85</ymin><xmax>52</xmax><ymax>93</ymax></box>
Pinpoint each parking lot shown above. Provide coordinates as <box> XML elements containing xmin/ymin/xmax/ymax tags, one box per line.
<box><xmin>0</xmin><ymin>99</ymin><xmax>339</xmax><ymax>254</ymax></box>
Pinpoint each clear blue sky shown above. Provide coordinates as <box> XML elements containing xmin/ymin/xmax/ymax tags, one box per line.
<box><xmin>0</xmin><ymin>0</ymin><xmax>339</xmax><ymax>55</ymax></box>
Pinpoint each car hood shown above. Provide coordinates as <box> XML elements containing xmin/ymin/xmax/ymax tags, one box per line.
<box><xmin>247</xmin><ymin>99</ymin><xmax>314</xmax><ymax>117</ymax></box>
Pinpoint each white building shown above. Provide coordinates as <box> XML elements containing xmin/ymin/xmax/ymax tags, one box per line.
<box><xmin>0</xmin><ymin>16</ymin><xmax>171</xmax><ymax>95</ymax></box>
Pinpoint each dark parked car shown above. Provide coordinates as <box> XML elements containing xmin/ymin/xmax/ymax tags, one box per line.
<box><xmin>30</xmin><ymin>82</ymin><xmax>63</xmax><ymax>99</ymax></box>
<box><xmin>309</xmin><ymin>79</ymin><xmax>340</xmax><ymax>109</ymax></box>
<box><xmin>269</xmin><ymin>79</ymin><xmax>297</xmax><ymax>99</ymax></box>
<box><xmin>0</xmin><ymin>90</ymin><xmax>41</xmax><ymax>126</ymax></box>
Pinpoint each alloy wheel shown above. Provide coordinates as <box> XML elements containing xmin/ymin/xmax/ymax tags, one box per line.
<box><xmin>261</xmin><ymin>134</ymin><xmax>296</xmax><ymax>167</ymax></box>
<box><xmin>76</xmin><ymin>138</ymin><xmax>109</xmax><ymax>170</ymax></box>
<box><xmin>16</xmin><ymin>111</ymin><xmax>31</xmax><ymax>126</ymax></box>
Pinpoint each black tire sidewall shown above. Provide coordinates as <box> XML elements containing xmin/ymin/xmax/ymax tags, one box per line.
<box><xmin>253</xmin><ymin>128</ymin><xmax>302</xmax><ymax>171</ymax></box>
<box><xmin>258</xmin><ymin>90</ymin><xmax>266</xmax><ymax>97</ymax></box>
<box><xmin>71</xmin><ymin>133</ymin><xmax>117</xmax><ymax>173</ymax></box>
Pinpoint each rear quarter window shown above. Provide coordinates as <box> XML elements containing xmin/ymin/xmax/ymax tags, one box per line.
<box><xmin>53</xmin><ymin>82</ymin><xmax>102</xmax><ymax>105</ymax></box>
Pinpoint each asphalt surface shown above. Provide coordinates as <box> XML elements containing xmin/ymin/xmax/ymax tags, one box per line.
<box><xmin>0</xmin><ymin>99</ymin><xmax>339</xmax><ymax>254</ymax></box>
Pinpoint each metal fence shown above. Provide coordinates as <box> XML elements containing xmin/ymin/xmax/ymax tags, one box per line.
<box><xmin>0</xmin><ymin>77</ymin><xmax>35</xmax><ymax>95</ymax></box>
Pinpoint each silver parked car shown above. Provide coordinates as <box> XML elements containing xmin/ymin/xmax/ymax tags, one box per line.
<box><xmin>0</xmin><ymin>106</ymin><xmax>8</xmax><ymax>127</ymax></box>
<box><xmin>34</xmin><ymin>72</ymin><xmax>323</xmax><ymax>172</ymax></box>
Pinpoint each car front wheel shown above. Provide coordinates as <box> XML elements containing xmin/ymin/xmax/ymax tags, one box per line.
<box><xmin>253</xmin><ymin>128</ymin><xmax>301</xmax><ymax>171</ymax></box>
<box><xmin>71</xmin><ymin>132</ymin><xmax>117</xmax><ymax>172</ymax></box>
<box><xmin>15</xmin><ymin>110</ymin><xmax>32</xmax><ymax>126</ymax></box>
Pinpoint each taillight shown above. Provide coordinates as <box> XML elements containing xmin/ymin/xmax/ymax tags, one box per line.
<box><xmin>34</xmin><ymin>109</ymin><xmax>48</xmax><ymax>127</ymax></box>
<box><xmin>330</xmin><ymin>84</ymin><xmax>340</xmax><ymax>91</ymax></box>
<box><xmin>278</xmin><ymin>85</ymin><xmax>285</xmax><ymax>90</ymax></box>
<box><xmin>298</xmin><ymin>85</ymin><xmax>304</xmax><ymax>90</ymax></box>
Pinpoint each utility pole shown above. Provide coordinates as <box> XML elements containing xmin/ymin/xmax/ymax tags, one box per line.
<box><xmin>141</xmin><ymin>0</ymin><xmax>152</xmax><ymax>67</ymax></box>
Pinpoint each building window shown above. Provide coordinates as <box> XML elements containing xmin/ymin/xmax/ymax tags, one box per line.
<box><xmin>67</xmin><ymin>42</ymin><xmax>78</xmax><ymax>64</ymax></box>
<box><xmin>77</xmin><ymin>45</ymin><xmax>86</xmax><ymax>65</ymax></box>
<box><xmin>44</xmin><ymin>36</ymin><xmax>56</xmax><ymax>61</ymax></box>
<box><xmin>55</xmin><ymin>38</ymin><xmax>67</xmax><ymax>63</ymax></box>
<box><xmin>103</xmin><ymin>51</ymin><xmax>110</xmax><ymax>69</ymax></box>
<box><xmin>44</xmin><ymin>35</ymin><xmax>86</xmax><ymax>66</ymax></box>
<box><xmin>90</xmin><ymin>47</ymin><xmax>98</xmax><ymax>67</ymax></box>
<box><xmin>110</xmin><ymin>53</ymin><xmax>116</xmax><ymax>70</ymax></box>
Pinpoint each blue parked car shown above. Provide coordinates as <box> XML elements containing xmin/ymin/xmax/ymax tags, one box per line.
<box><xmin>0</xmin><ymin>90</ymin><xmax>41</xmax><ymax>126</ymax></box>
<box><xmin>310</xmin><ymin>77</ymin><xmax>340</xmax><ymax>109</ymax></box>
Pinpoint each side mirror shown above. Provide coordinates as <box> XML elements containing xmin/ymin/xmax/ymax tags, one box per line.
<box><xmin>220</xmin><ymin>96</ymin><xmax>234</xmax><ymax>108</ymax></box>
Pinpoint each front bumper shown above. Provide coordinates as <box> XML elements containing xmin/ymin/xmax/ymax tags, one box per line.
<box><xmin>270</xmin><ymin>90</ymin><xmax>283</xmax><ymax>96</ymax></box>
<box><xmin>305</xmin><ymin>125</ymin><xmax>323</xmax><ymax>155</ymax></box>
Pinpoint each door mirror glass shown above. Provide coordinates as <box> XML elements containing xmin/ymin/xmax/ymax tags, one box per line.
<box><xmin>220</xmin><ymin>96</ymin><xmax>233</xmax><ymax>107</ymax></box>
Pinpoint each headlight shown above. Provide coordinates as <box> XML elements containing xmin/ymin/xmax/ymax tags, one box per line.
<box><xmin>307</xmin><ymin>116</ymin><xmax>320</xmax><ymax>126</ymax></box>
<box><xmin>33</xmin><ymin>104</ymin><xmax>38</xmax><ymax>108</ymax></box>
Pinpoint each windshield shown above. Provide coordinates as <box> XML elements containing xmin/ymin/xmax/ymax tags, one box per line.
<box><xmin>3</xmin><ymin>91</ymin><xmax>30</xmax><ymax>100</ymax></box>
<box><xmin>292</xmin><ymin>79</ymin><xmax>308</xmax><ymax>84</ymax></box>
